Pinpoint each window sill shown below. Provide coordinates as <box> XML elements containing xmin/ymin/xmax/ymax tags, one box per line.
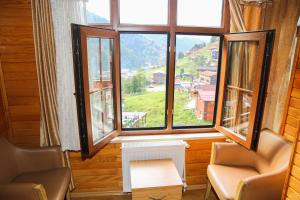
<box><xmin>110</xmin><ymin>132</ymin><xmax>225</xmax><ymax>143</ymax></box>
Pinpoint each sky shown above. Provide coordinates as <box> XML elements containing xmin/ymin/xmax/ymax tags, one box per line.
<box><xmin>86</xmin><ymin>0</ymin><xmax>223</xmax><ymax>27</ymax></box>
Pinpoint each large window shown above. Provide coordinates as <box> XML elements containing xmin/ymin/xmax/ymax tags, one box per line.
<box><xmin>173</xmin><ymin>35</ymin><xmax>221</xmax><ymax>128</ymax></box>
<box><xmin>73</xmin><ymin>0</ymin><xmax>274</xmax><ymax>157</ymax></box>
<box><xmin>120</xmin><ymin>33</ymin><xmax>169</xmax><ymax>129</ymax></box>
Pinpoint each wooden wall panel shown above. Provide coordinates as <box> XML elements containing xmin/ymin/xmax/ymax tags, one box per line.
<box><xmin>281</xmin><ymin>27</ymin><xmax>300</xmax><ymax>200</ymax></box>
<box><xmin>262</xmin><ymin>0</ymin><xmax>300</xmax><ymax>133</ymax></box>
<box><xmin>0</xmin><ymin>0</ymin><xmax>40</xmax><ymax>147</ymax></box>
<box><xmin>70</xmin><ymin>138</ymin><xmax>225</xmax><ymax>194</ymax></box>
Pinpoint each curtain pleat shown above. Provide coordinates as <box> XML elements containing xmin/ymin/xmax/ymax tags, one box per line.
<box><xmin>229</xmin><ymin>0</ymin><xmax>247</xmax><ymax>32</ymax></box>
<box><xmin>31</xmin><ymin>0</ymin><xmax>75</xmax><ymax>192</ymax></box>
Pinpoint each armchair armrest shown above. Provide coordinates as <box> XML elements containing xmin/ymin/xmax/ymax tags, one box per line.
<box><xmin>235</xmin><ymin>168</ymin><xmax>287</xmax><ymax>200</ymax></box>
<box><xmin>0</xmin><ymin>183</ymin><xmax>48</xmax><ymax>200</ymax></box>
<box><xmin>211</xmin><ymin>142</ymin><xmax>255</xmax><ymax>167</ymax></box>
<box><xmin>15</xmin><ymin>146</ymin><xmax>63</xmax><ymax>173</ymax></box>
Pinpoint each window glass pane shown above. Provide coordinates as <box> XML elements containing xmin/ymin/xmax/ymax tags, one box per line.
<box><xmin>119</xmin><ymin>0</ymin><xmax>168</xmax><ymax>25</ymax></box>
<box><xmin>173</xmin><ymin>35</ymin><xmax>220</xmax><ymax>127</ymax></box>
<box><xmin>103</xmin><ymin>89</ymin><xmax>115</xmax><ymax>133</ymax></box>
<box><xmin>227</xmin><ymin>41</ymin><xmax>259</xmax><ymax>90</ymax></box>
<box><xmin>90</xmin><ymin>91</ymin><xmax>103</xmax><ymax>144</ymax></box>
<box><xmin>101</xmin><ymin>39</ymin><xmax>112</xmax><ymax>81</ymax></box>
<box><xmin>221</xmin><ymin>88</ymin><xmax>238</xmax><ymax>131</ymax></box>
<box><xmin>120</xmin><ymin>33</ymin><xmax>168</xmax><ymax>129</ymax></box>
<box><xmin>87</xmin><ymin>37</ymin><xmax>100</xmax><ymax>92</ymax></box>
<box><xmin>221</xmin><ymin>41</ymin><xmax>259</xmax><ymax>140</ymax></box>
<box><xmin>86</xmin><ymin>0</ymin><xmax>110</xmax><ymax>24</ymax></box>
<box><xmin>86</xmin><ymin>35</ymin><xmax>115</xmax><ymax>144</ymax></box>
<box><xmin>177</xmin><ymin>0</ymin><xmax>223</xmax><ymax>27</ymax></box>
<box><xmin>236</xmin><ymin>92</ymin><xmax>252</xmax><ymax>137</ymax></box>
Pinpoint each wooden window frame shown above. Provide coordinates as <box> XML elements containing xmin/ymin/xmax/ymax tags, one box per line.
<box><xmin>215</xmin><ymin>31</ymin><xmax>274</xmax><ymax>149</ymax></box>
<box><xmin>72</xmin><ymin>25</ymin><xmax>121</xmax><ymax>157</ymax></box>
<box><xmin>82</xmin><ymin>0</ymin><xmax>230</xmax><ymax>136</ymax></box>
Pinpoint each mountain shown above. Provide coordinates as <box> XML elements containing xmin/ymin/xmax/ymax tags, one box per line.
<box><xmin>120</xmin><ymin>34</ymin><xmax>168</xmax><ymax>70</ymax></box>
<box><xmin>176</xmin><ymin>36</ymin><xmax>206</xmax><ymax>56</ymax></box>
<box><xmin>87</xmin><ymin>11</ymin><xmax>109</xmax><ymax>24</ymax></box>
<box><xmin>85</xmin><ymin>11</ymin><xmax>210</xmax><ymax>71</ymax></box>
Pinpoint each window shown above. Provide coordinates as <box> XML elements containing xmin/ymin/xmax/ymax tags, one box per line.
<box><xmin>173</xmin><ymin>35</ymin><xmax>221</xmax><ymax>128</ymax></box>
<box><xmin>72</xmin><ymin>25</ymin><xmax>118</xmax><ymax>158</ymax></box>
<box><xmin>86</xmin><ymin>36</ymin><xmax>115</xmax><ymax>143</ymax></box>
<box><xmin>119</xmin><ymin>0</ymin><xmax>168</xmax><ymax>25</ymax></box>
<box><xmin>86</xmin><ymin>0</ymin><xmax>111</xmax><ymax>24</ymax></box>
<box><xmin>120</xmin><ymin>33</ymin><xmax>169</xmax><ymax>129</ymax></box>
<box><xmin>177</xmin><ymin>0</ymin><xmax>223</xmax><ymax>27</ymax></box>
<box><xmin>72</xmin><ymin>0</ymin><xmax>276</xmax><ymax>157</ymax></box>
<box><xmin>216</xmin><ymin>31</ymin><xmax>274</xmax><ymax>149</ymax></box>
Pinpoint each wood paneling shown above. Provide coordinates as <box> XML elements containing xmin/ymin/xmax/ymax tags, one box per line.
<box><xmin>0</xmin><ymin>0</ymin><xmax>40</xmax><ymax>147</ymax></box>
<box><xmin>262</xmin><ymin>0</ymin><xmax>300</xmax><ymax>132</ymax></box>
<box><xmin>281</xmin><ymin>27</ymin><xmax>300</xmax><ymax>200</ymax></box>
<box><xmin>70</xmin><ymin>138</ymin><xmax>225</xmax><ymax>194</ymax></box>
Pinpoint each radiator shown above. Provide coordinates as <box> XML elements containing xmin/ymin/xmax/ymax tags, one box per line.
<box><xmin>121</xmin><ymin>140</ymin><xmax>187</xmax><ymax>192</ymax></box>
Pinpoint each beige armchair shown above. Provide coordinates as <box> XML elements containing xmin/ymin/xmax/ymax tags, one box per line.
<box><xmin>205</xmin><ymin>129</ymin><xmax>292</xmax><ymax>200</ymax></box>
<box><xmin>0</xmin><ymin>136</ymin><xmax>71</xmax><ymax>200</ymax></box>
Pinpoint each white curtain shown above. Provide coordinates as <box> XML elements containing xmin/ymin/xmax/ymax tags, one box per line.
<box><xmin>51</xmin><ymin>0</ymin><xmax>87</xmax><ymax>150</ymax></box>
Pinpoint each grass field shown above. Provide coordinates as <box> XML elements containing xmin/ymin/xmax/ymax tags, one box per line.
<box><xmin>122</xmin><ymin>91</ymin><xmax>211</xmax><ymax>127</ymax></box>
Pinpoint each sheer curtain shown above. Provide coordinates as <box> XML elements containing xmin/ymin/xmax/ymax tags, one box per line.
<box><xmin>51</xmin><ymin>0</ymin><xmax>87</xmax><ymax>150</ymax></box>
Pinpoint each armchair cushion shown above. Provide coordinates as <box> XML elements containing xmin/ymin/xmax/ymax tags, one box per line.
<box><xmin>15</xmin><ymin>146</ymin><xmax>63</xmax><ymax>174</ymax></box>
<box><xmin>0</xmin><ymin>183</ymin><xmax>47</xmax><ymax>200</ymax></box>
<box><xmin>211</xmin><ymin>142</ymin><xmax>255</xmax><ymax>167</ymax></box>
<box><xmin>207</xmin><ymin>165</ymin><xmax>259</xmax><ymax>200</ymax></box>
<box><xmin>13</xmin><ymin>168</ymin><xmax>70</xmax><ymax>200</ymax></box>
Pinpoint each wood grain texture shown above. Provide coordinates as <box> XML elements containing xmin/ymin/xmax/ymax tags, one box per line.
<box><xmin>70</xmin><ymin>138</ymin><xmax>225</xmax><ymax>194</ymax></box>
<box><xmin>281</xmin><ymin>27</ymin><xmax>300</xmax><ymax>200</ymax></box>
<box><xmin>132</xmin><ymin>186</ymin><xmax>182</xmax><ymax>200</ymax></box>
<box><xmin>262</xmin><ymin>0</ymin><xmax>300</xmax><ymax>133</ymax></box>
<box><xmin>0</xmin><ymin>0</ymin><xmax>40</xmax><ymax>147</ymax></box>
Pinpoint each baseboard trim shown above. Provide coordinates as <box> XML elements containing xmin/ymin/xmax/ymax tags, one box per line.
<box><xmin>186</xmin><ymin>184</ymin><xmax>207</xmax><ymax>190</ymax></box>
<box><xmin>71</xmin><ymin>191</ymin><xmax>128</xmax><ymax>198</ymax></box>
<box><xmin>71</xmin><ymin>184</ymin><xmax>207</xmax><ymax>198</ymax></box>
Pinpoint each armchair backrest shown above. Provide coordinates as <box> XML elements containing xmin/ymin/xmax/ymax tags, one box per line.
<box><xmin>0</xmin><ymin>136</ymin><xmax>19</xmax><ymax>184</ymax></box>
<box><xmin>254</xmin><ymin>129</ymin><xmax>292</xmax><ymax>174</ymax></box>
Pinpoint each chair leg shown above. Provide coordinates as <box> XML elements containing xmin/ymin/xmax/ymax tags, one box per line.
<box><xmin>204</xmin><ymin>180</ymin><xmax>212</xmax><ymax>200</ymax></box>
<box><xmin>65</xmin><ymin>189</ymin><xmax>71</xmax><ymax>200</ymax></box>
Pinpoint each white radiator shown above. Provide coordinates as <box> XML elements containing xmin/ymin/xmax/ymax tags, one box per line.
<box><xmin>121</xmin><ymin>140</ymin><xmax>187</xmax><ymax>192</ymax></box>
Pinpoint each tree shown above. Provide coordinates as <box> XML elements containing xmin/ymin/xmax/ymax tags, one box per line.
<box><xmin>210</xmin><ymin>36</ymin><xmax>219</xmax><ymax>43</ymax></box>
<box><xmin>125</xmin><ymin>72</ymin><xmax>147</xmax><ymax>94</ymax></box>
<box><xmin>180</xmin><ymin>68</ymin><xmax>185</xmax><ymax>78</ymax></box>
<box><xmin>178</xmin><ymin>52</ymin><xmax>184</xmax><ymax>59</ymax></box>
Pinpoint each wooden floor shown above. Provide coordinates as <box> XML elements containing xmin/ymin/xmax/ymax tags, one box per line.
<box><xmin>72</xmin><ymin>189</ymin><xmax>218</xmax><ymax>200</ymax></box>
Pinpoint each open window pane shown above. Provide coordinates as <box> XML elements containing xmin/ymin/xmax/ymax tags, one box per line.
<box><xmin>236</xmin><ymin>92</ymin><xmax>252</xmax><ymax>137</ymax></box>
<box><xmin>86</xmin><ymin>37</ymin><xmax>115</xmax><ymax>144</ymax></box>
<box><xmin>120</xmin><ymin>33</ymin><xmax>168</xmax><ymax>129</ymax></box>
<box><xmin>119</xmin><ymin>0</ymin><xmax>168</xmax><ymax>25</ymax></box>
<box><xmin>72</xmin><ymin>25</ymin><xmax>118</xmax><ymax>158</ymax></box>
<box><xmin>177</xmin><ymin>0</ymin><xmax>223</xmax><ymax>27</ymax></box>
<box><xmin>86</xmin><ymin>0</ymin><xmax>110</xmax><ymax>24</ymax></box>
<box><xmin>101</xmin><ymin>39</ymin><xmax>112</xmax><ymax>81</ymax></box>
<box><xmin>221</xmin><ymin>88</ymin><xmax>238</xmax><ymax>130</ymax></box>
<box><xmin>90</xmin><ymin>91</ymin><xmax>103</xmax><ymax>144</ymax></box>
<box><xmin>221</xmin><ymin>41</ymin><xmax>259</xmax><ymax>140</ymax></box>
<box><xmin>173</xmin><ymin>35</ymin><xmax>220</xmax><ymax>127</ymax></box>
<box><xmin>103</xmin><ymin>89</ymin><xmax>114</xmax><ymax>133</ymax></box>
<box><xmin>216</xmin><ymin>31</ymin><xmax>274</xmax><ymax>150</ymax></box>
<box><xmin>227</xmin><ymin>41</ymin><xmax>259</xmax><ymax>90</ymax></box>
<box><xmin>87</xmin><ymin>37</ymin><xmax>101</xmax><ymax>92</ymax></box>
